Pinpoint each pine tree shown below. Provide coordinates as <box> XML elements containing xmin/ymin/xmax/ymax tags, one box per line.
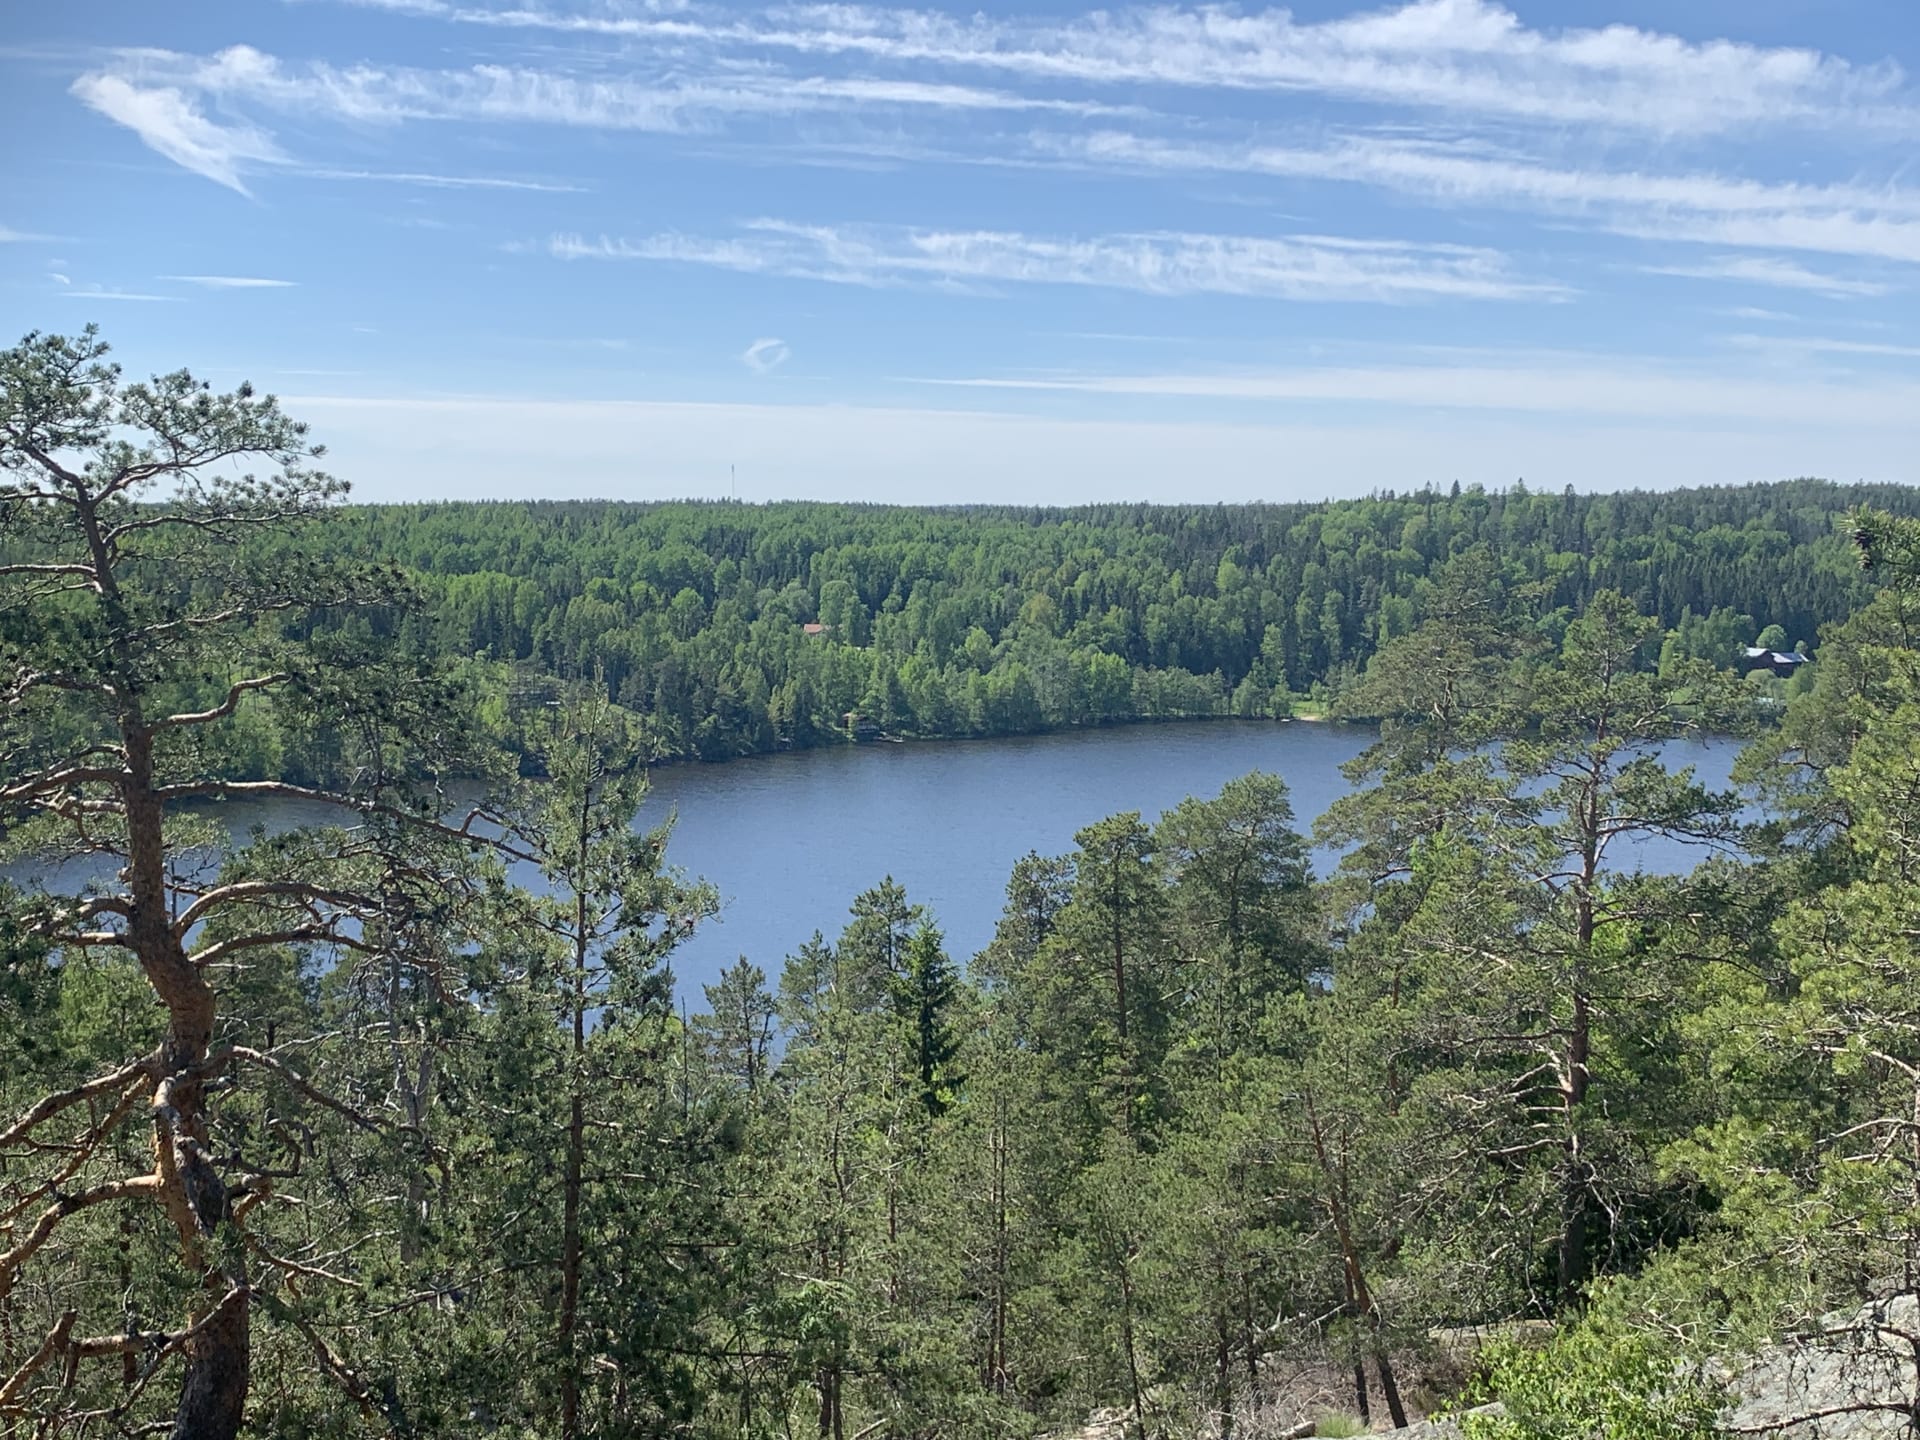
<box><xmin>484</xmin><ymin>686</ymin><xmax>718</xmax><ymax>1437</ymax></box>
<box><xmin>698</xmin><ymin>956</ymin><xmax>777</xmax><ymax>1093</ymax></box>
<box><xmin>0</xmin><ymin>328</ymin><xmax>488</xmax><ymax>1437</ymax></box>
<box><xmin>1321</xmin><ymin>586</ymin><xmax>1741</xmax><ymax>1311</ymax></box>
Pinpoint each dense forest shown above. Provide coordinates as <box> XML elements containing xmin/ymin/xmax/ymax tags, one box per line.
<box><xmin>152</xmin><ymin>480</ymin><xmax>1920</xmax><ymax>770</ymax></box>
<box><xmin>11</xmin><ymin>329</ymin><xmax>1920</xmax><ymax>1440</ymax></box>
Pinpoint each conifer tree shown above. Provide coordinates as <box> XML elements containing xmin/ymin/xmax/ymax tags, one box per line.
<box><xmin>485</xmin><ymin>685</ymin><xmax>717</xmax><ymax>1437</ymax></box>
<box><xmin>0</xmin><ymin>328</ymin><xmax>487</xmax><ymax>1437</ymax></box>
<box><xmin>1322</xmin><ymin>586</ymin><xmax>1740</xmax><ymax>1310</ymax></box>
<box><xmin>893</xmin><ymin>923</ymin><xmax>962</xmax><ymax>1117</ymax></box>
<box><xmin>698</xmin><ymin>956</ymin><xmax>777</xmax><ymax>1093</ymax></box>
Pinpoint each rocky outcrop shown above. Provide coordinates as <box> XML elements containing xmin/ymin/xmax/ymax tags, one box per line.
<box><xmin>1065</xmin><ymin>1299</ymin><xmax>1920</xmax><ymax>1440</ymax></box>
<box><xmin>1724</xmin><ymin>1297</ymin><xmax>1920</xmax><ymax>1438</ymax></box>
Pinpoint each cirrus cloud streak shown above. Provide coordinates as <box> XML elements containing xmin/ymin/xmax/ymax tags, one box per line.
<box><xmin>329</xmin><ymin>0</ymin><xmax>1916</xmax><ymax>138</ymax></box>
<box><xmin>550</xmin><ymin>221</ymin><xmax>1565</xmax><ymax>302</ymax></box>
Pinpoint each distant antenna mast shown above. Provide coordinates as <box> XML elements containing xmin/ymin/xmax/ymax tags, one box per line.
<box><xmin>730</xmin><ymin>463</ymin><xmax>736</xmax><ymax>501</ymax></box>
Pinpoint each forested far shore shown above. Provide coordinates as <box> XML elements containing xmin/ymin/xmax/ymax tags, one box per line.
<box><xmin>20</xmin><ymin>478</ymin><xmax>1911</xmax><ymax>779</ymax></box>
<box><xmin>335</xmin><ymin>483</ymin><xmax>1905</xmax><ymax>757</ymax></box>
<box><xmin>15</xmin><ymin>330</ymin><xmax>1920</xmax><ymax>1440</ymax></box>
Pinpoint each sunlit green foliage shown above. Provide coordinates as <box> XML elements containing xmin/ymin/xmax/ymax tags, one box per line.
<box><xmin>21</xmin><ymin>333</ymin><xmax>1920</xmax><ymax>1438</ymax></box>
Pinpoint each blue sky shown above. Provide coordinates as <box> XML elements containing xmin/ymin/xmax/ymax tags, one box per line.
<box><xmin>5</xmin><ymin>0</ymin><xmax>1919</xmax><ymax>504</ymax></box>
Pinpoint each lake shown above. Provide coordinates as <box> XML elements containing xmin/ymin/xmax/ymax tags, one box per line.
<box><xmin>645</xmin><ymin>722</ymin><xmax>1739</xmax><ymax>998</ymax></box>
<box><xmin>7</xmin><ymin>721</ymin><xmax>1742</xmax><ymax>1005</ymax></box>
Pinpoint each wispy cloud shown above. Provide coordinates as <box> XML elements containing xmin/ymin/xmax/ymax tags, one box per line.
<box><xmin>58</xmin><ymin>0</ymin><xmax>1920</xmax><ymax>446</ymax></box>
<box><xmin>70</xmin><ymin>52</ymin><xmax>628</xmax><ymax>192</ymax></box>
<box><xmin>552</xmin><ymin>222</ymin><xmax>1564</xmax><ymax>302</ymax></box>
<box><xmin>59</xmin><ymin>285</ymin><xmax>184</xmax><ymax>303</ymax></box>
<box><xmin>70</xmin><ymin>72</ymin><xmax>284</xmax><ymax>193</ymax></box>
<box><xmin>743</xmin><ymin>337</ymin><xmax>792</xmax><ymax>372</ymax></box>
<box><xmin>342</xmin><ymin>0</ymin><xmax>1916</xmax><ymax>138</ymax></box>
<box><xmin>163</xmin><ymin>274</ymin><xmax>298</xmax><ymax>289</ymax></box>
<box><xmin>1641</xmin><ymin>256</ymin><xmax>1890</xmax><ymax>298</ymax></box>
<box><xmin>1724</xmin><ymin>333</ymin><xmax>1920</xmax><ymax>361</ymax></box>
<box><xmin>914</xmin><ymin>354</ymin><xmax>1920</xmax><ymax>426</ymax></box>
<box><xmin>70</xmin><ymin>10</ymin><xmax>1920</xmax><ymax>298</ymax></box>
<box><xmin>78</xmin><ymin>43</ymin><xmax>1125</xmax><ymax>144</ymax></box>
<box><xmin>300</xmin><ymin>167</ymin><xmax>586</xmax><ymax>192</ymax></box>
<box><xmin>1055</xmin><ymin>131</ymin><xmax>1920</xmax><ymax>269</ymax></box>
<box><xmin>0</xmin><ymin>224</ymin><xmax>57</xmax><ymax>243</ymax></box>
<box><xmin>1064</xmin><ymin>132</ymin><xmax>1920</xmax><ymax>223</ymax></box>
<box><xmin>320</xmin><ymin>0</ymin><xmax>456</xmax><ymax>13</ymax></box>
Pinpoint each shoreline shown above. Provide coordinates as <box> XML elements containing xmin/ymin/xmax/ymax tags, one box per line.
<box><xmin>646</xmin><ymin>708</ymin><xmax>1350</xmax><ymax>772</ymax></box>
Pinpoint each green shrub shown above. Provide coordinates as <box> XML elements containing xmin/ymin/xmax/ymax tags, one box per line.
<box><xmin>1462</xmin><ymin>1316</ymin><xmax>1723</xmax><ymax>1440</ymax></box>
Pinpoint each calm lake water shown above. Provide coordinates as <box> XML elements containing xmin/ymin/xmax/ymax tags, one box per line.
<box><xmin>646</xmin><ymin>722</ymin><xmax>1738</xmax><ymax>998</ymax></box>
<box><xmin>9</xmin><ymin>721</ymin><xmax>1741</xmax><ymax>1005</ymax></box>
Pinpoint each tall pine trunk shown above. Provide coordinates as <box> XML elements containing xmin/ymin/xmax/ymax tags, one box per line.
<box><xmin>1119</xmin><ymin>1262</ymin><xmax>1147</xmax><ymax>1440</ymax></box>
<box><xmin>1306</xmin><ymin>1091</ymin><xmax>1407</xmax><ymax>1430</ymax></box>
<box><xmin>1558</xmin><ymin>821</ymin><xmax>1600</xmax><ymax>1307</ymax></box>
<box><xmin>119</xmin><ymin>699</ymin><xmax>249</xmax><ymax>1440</ymax></box>
<box><xmin>560</xmin><ymin>881</ymin><xmax>590</xmax><ymax>1439</ymax></box>
<box><xmin>82</xmin><ymin>454</ymin><xmax>254</xmax><ymax>1440</ymax></box>
<box><xmin>129</xmin><ymin>739</ymin><xmax>251</xmax><ymax>1440</ymax></box>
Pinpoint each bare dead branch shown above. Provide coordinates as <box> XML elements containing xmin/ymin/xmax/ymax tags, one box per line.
<box><xmin>172</xmin><ymin>880</ymin><xmax>376</xmax><ymax>938</ymax></box>
<box><xmin>286</xmin><ymin>1310</ymin><xmax>388</xmax><ymax>1428</ymax></box>
<box><xmin>0</xmin><ymin>1059</ymin><xmax>152</xmax><ymax>1149</ymax></box>
<box><xmin>190</xmin><ymin>927</ymin><xmax>374</xmax><ymax>970</ymax></box>
<box><xmin>151</xmin><ymin>674</ymin><xmax>290</xmax><ymax>732</ymax></box>
<box><xmin>0</xmin><ymin>562</ymin><xmax>97</xmax><ymax>579</ymax></box>
<box><xmin>227</xmin><ymin>1047</ymin><xmax>386</xmax><ymax>1134</ymax></box>
<box><xmin>0</xmin><ymin>764</ymin><xmax>127</xmax><ymax>805</ymax></box>
<box><xmin>0</xmin><ymin>1080</ymin><xmax>146</xmax><ymax>1231</ymax></box>
<box><xmin>0</xmin><ymin>1309</ymin><xmax>75</xmax><ymax>1412</ymax></box>
<box><xmin>0</xmin><ymin>1173</ymin><xmax>162</xmax><ymax>1298</ymax></box>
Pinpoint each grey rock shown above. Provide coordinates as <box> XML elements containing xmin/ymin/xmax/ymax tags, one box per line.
<box><xmin>1383</xmin><ymin>1404</ymin><xmax>1504</xmax><ymax>1437</ymax></box>
<box><xmin>1724</xmin><ymin>1297</ymin><xmax>1920</xmax><ymax>1438</ymax></box>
